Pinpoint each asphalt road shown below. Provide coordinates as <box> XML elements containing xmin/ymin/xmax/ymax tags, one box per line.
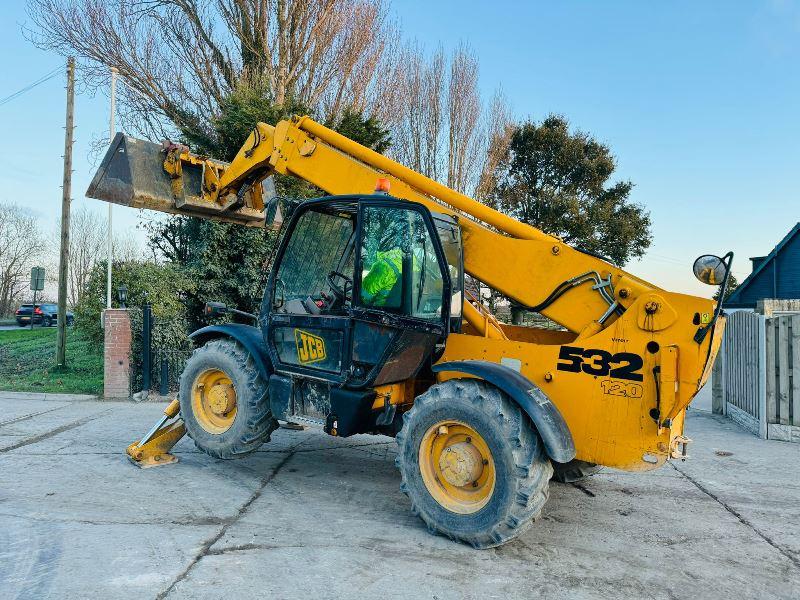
<box><xmin>1</xmin><ymin>393</ymin><xmax>798</xmax><ymax>599</ymax></box>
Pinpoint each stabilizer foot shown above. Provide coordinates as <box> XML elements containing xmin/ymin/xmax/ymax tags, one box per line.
<box><xmin>126</xmin><ymin>399</ymin><xmax>187</xmax><ymax>468</ymax></box>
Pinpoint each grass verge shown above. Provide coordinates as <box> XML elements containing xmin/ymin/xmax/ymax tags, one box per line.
<box><xmin>0</xmin><ymin>327</ymin><xmax>103</xmax><ymax>395</ymax></box>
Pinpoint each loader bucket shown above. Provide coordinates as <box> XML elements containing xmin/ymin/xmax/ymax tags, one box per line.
<box><xmin>87</xmin><ymin>133</ymin><xmax>186</xmax><ymax>213</ymax></box>
<box><xmin>86</xmin><ymin>133</ymin><xmax>267</xmax><ymax>226</ymax></box>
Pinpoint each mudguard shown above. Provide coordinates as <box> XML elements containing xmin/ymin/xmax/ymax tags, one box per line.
<box><xmin>432</xmin><ymin>360</ymin><xmax>576</xmax><ymax>464</ymax></box>
<box><xmin>190</xmin><ymin>324</ymin><xmax>272</xmax><ymax>380</ymax></box>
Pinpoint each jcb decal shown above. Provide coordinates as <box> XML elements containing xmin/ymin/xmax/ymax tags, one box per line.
<box><xmin>556</xmin><ymin>346</ymin><xmax>644</xmax><ymax>381</ymax></box>
<box><xmin>295</xmin><ymin>329</ymin><xmax>326</xmax><ymax>365</ymax></box>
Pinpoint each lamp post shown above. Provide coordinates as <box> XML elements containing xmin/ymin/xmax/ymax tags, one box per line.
<box><xmin>117</xmin><ymin>284</ymin><xmax>128</xmax><ymax>309</ymax></box>
<box><xmin>106</xmin><ymin>67</ymin><xmax>117</xmax><ymax>311</ymax></box>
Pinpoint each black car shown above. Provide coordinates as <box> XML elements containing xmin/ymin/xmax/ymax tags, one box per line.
<box><xmin>15</xmin><ymin>303</ymin><xmax>74</xmax><ymax>327</ymax></box>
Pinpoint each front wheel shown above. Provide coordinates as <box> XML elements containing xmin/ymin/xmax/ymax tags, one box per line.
<box><xmin>179</xmin><ymin>339</ymin><xmax>278</xmax><ymax>459</ymax></box>
<box><xmin>396</xmin><ymin>379</ymin><xmax>552</xmax><ymax>549</ymax></box>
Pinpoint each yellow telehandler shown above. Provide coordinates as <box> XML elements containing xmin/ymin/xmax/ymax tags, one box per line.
<box><xmin>88</xmin><ymin>116</ymin><xmax>731</xmax><ymax>548</ymax></box>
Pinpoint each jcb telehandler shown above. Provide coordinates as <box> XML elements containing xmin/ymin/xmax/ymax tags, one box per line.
<box><xmin>88</xmin><ymin>116</ymin><xmax>731</xmax><ymax>548</ymax></box>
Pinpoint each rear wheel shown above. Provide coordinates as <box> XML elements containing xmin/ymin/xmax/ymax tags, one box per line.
<box><xmin>396</xmin><ymin>379</ymin><xmax>552</xmax><ymax>548</ymax></box>
<box><xmin>42</xmin><ymin>316</ymin><xmax>52</xmax><ymax>327</ymax></box>
<box><xmin>179</xmin><ymin>339</ymin><xmax>278</xmax><ymax>459</ymax></box>
<box><xmin>551</xmin><ymin>459</ymin><xmax>602</xmax><ymax>483</ymax></box>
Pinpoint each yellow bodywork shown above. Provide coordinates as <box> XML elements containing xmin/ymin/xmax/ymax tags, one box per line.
<box><xmin>92</xmin><ymin>116</ymin><xmax>725</xmax><ymax>473</ymax></box>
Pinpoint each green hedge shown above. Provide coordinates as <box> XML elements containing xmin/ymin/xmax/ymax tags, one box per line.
<box><xmin>74</xmin><ymin>260</ymin><xmax>195</xmax><ymax>348</ymax></box>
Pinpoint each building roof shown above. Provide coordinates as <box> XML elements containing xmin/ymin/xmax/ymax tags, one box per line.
<box><xmin>725</xmin><ymin>222</ymin><xmax>800</xmax><ymax>308</ymax></box>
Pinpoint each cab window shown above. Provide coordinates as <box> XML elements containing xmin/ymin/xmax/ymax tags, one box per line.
<box><xmin>359</xmin><ymin>206</ymin><xmax>445</xmax><ymax>321</ymax></box>
<box><xmin>274</xmin><ymin>207</ymin><xmax>355</xmax><ymax>314</ymax></box>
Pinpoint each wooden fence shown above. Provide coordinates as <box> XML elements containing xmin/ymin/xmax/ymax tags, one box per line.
<box><xmin>765</xmin><ymin>315</ymin><xmax>800</xmax><ymax>439</ymax></box>
<box><xmin>712</xmin><ymin>311</ymin><xmax>800</xmax><ymax>441</ymax></box>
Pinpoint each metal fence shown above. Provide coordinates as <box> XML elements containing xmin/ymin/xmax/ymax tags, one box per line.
<box><xmin>129</xmin><ymin>303</ymin><xmax>193</xmax><ymax>397</ymax></box>
<box><xmin>713</xmin><ymin>311</ymin><xmax>800</xmax><ymax>441</ymax></box>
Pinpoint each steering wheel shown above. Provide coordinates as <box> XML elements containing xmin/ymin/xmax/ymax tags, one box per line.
<box><xmin>326</xmin><ymin>271</ymin><xmax>353</xmax><ymax>303</ymax></box>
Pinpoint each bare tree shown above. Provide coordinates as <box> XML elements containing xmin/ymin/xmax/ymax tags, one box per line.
<box><xmin>446</xmin><ymin>43</ymin><xmax>481</xmax><ymax>191</ymax></box>
<box><xmin>113</xmin><ymin>229</ymin><xmax>143</xmax><ymax>263</ymax></box>
<box><xmin>60</xmin><ymin>207</ymin><xmax>105</xmax><ymax>306</ymax></box>
<box><xmin>389</xmin><ymin>44</ymin><xmax>445</xmax><ymax>180</ymax></box>
<box><xmin>474</xmin><ymin>89</ymin><xmax>513</xmax><ymax>203</ymax></box>
<box><xmin>0</xmin><ymin>204</ymin><xmax>47</xmax><ymax>317</ymax></box>
<box><xmin>47</xmin><ymin>206</ymin><xmax>143</xmax><ymax>306</ymax></box>
<box><xmin>27</xmin><ymin>0</ymin><xmax>395</xmax><ymax>141</ymax></box>
<box><xmin>386</xmin><ymin>43</ymin><xmax>497</xmax><ymax>196</ymax></box>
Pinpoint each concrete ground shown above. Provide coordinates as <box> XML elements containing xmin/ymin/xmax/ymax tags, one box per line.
<box><xmin>1</xmin><ymin>392</ymin><xmax>798</xmax><ymax>600</ymax></box>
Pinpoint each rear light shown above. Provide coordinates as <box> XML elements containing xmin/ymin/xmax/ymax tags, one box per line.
<box><xmin>34</xmin><ymin>307</ymin><xmax>43</xmax><ymax>315</ymax></box>
<box><xmin>15</xmin><ymin>310</ymin><xmax>21</xmax><ymax>315</ymax></box>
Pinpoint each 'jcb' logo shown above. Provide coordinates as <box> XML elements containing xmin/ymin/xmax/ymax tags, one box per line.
<box><xmin>295</xmin><ymin>329</ymin><xmax>326</xmax><ymax>364</ymax></box>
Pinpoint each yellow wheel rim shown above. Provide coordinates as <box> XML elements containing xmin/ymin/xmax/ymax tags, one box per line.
<box><xmin>419</xmin><ymin>420</ymin><xmax>496</xmax><ymax>514</ymax></box>
<box><xmin>191</xmin><ymin>368</ymin><xmax>237</xmax><ymax>434</ymax></box>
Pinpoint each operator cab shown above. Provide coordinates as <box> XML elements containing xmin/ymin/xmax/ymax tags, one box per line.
<box><xmin>263</xmin><ymin>194</ymin><xmax>463</xmax><ymax>435</ymax></box>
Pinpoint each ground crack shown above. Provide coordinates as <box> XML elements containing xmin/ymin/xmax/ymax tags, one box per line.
<box><xmin>0</xmin><ymin>405</ymin><xmax>69</xmax><ymax>428</ymax></box>
<box><xmin>671</xmin><ymin>462</ymin><xmax>800</xmax><ymax>570</ymax></box>
<box><xmin>0</xmin><ymin>410</ymin><xmax>112</xmax><ymax>454</ymax></box>
<box><xmin>155</xmin><ymin>448</ymin><xmax>299</xmax><ymax>599</ymax></box>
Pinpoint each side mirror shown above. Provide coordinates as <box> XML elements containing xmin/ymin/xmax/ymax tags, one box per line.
<box><xmin>693</xmin><ymin>255</ymin><xmax>727</xmax><ymax>286</ymax></box>
<box><xmin>204</xmin><ymin>301</ymin><xmax>228</xmax><ymax>317</ymax></box>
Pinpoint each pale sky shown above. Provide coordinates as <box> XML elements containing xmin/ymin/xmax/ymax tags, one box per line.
<box><xmin>1</xmin><ymin>1</ymin><xmax>798</xmax><ymax>298</ymax></box>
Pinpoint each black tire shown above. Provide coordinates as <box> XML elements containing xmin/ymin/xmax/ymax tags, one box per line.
<box><xmin>179</xmin><ymin>339</ymin><xmax>278</xmax><ymax>459</ymax></box>
<box><xmin>396</xmin><ymin>379</ymin><xmax>552</xmax><ymax>549</ymax></box>
<box><xmin>42</xmin><ymin>316</ymin><xmax>52</xmax><ymax>327</ymax></box>
<box><xmin>551</xmin><ymin>459</ymin><xmax>602</xmax><ymax>483</ymax></box>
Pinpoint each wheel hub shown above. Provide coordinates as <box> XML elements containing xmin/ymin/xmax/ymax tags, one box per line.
<box><xmin>438</xmin><ymin>441</ymin><xmax>484</xmax><ymax>487</ymax></box>
<box><xmin>192</xmin><ymin>369</ymin><xmax>237</xmax><ymax>434</ymax></box>
<box><xmin>419</xmin><ymin>420</ymin><xmax>496</xmax><ymax>514</ymax></box>
<box><xmin>207</xmin><ymin>384</ymin><xmax>235</xmax><ymax>416</ymax></box>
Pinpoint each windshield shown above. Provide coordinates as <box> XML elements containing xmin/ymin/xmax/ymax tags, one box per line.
<box><xmin>274</xmin><ymin>206</ymin><xmax>355</xmax><ymax>311</ymax></box>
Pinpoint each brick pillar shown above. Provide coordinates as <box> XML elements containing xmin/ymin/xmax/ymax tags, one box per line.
<box><xmin>104</xmin><ymin>309</ymin><xmax>132</xmax><ymax>399</ymax></box>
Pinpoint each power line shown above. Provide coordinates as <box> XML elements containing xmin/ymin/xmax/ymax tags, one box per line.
<box><xmin>0</xmin><ymin>66</ymin><xmax>62</xmax><ymax>108</ymax></box>
<box><xmin>642</xmin><ymin>252</ymin><xmax>750</xmax><ymax>277</ymax></box>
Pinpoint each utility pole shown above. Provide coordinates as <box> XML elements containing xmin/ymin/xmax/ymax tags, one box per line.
<box><xmin>56</xmin><ymin>57</ymin><xmax>75</xmax><ymax>368</ymax></box>
<box><xmin>106</xmin><ymin>67</ymin><xmax>117</xmax><ymax>310</ymax></box>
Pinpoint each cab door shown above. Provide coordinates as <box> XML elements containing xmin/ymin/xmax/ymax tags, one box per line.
<box><xmin>266</xmin><ymin>199</ymin><xmax>358</xmax><ymax>384</ymax></box>
<box><xmin>347</xmin><ymin>201</ymin><xmax>452</xmax><ymax>388</ymax></box>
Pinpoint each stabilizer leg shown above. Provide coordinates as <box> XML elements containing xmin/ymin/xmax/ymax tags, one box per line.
<box><xmin>126</xmin><ymin>399</ymin><xmax>187</xmax><ymax>468</ymax></box>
